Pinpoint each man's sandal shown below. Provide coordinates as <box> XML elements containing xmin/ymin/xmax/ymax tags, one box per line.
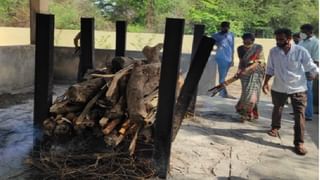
<box><xmin>267</xmin><ymin>128</ymin><xmax>279</xmax><ymax>137</ymax></box>
<box><xmin>294</xmin><ymin>145</ymin><xmax>308</xmax><ymax>155</ymax></box>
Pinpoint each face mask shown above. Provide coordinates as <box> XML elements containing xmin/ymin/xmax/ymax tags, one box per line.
<box><xmin>300</xmin><ymin>32</ymin><xmax>307</xmax><ymax>40</ymax></box>
<box><xmin>276</xmin><ymin>42</ymin><xmax>287</xmax><ymax>48</ymax></box>
<box><xmin>244</xmin><ymin>44</ymin><xmax>253</xmax><ymax>48</ymax></box>
<box><xmin>221</xmin><ymin>29</ymin><xmax>228</xmax><ymax>34</ymax></box>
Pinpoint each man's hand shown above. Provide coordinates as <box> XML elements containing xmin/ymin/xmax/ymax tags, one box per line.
<box><xmin>306</xmin><ymin>72</ymin><xmax>316</xmax><ymax>80</ymax></box>
<box><xmin>307</xmin><ymin>75</ymin><xmax>316</xmax><ymax>81</ymax></box>
<box><xmin>74</xmin><ymin>47</ymin><xmax>80</xmax><ymax>55</ymax></box>
<box><xmin>262</xmin><ymin>83</ymin><xmax>270</xmax><ymax>95</ymax></box>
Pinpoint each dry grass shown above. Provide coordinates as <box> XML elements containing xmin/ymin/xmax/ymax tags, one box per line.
<box><xmin>18</xmin><ymin>136</ymin><xmax>155</xmax><ymax>180</ymax></box>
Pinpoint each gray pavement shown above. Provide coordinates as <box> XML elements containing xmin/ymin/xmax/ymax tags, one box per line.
<box><xmin>170</xmin><ymin>96</ymin><xmax>319</xmax><ymax>180</ymax></box>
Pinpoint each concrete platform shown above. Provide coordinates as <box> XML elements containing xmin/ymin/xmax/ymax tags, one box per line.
<box><xmin>0</xmin><ymin>85</ymin><xmax>318</xmax><ymax>179</ymax></box>
<box><xmin>170</xmin><ymin>96</ymin><xmax>319</xmax><ymax>180</ymax></box>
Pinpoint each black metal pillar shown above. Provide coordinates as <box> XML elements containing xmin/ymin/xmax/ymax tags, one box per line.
<box><xmin>34</xmin><ymin>13</ymin><xmax>54</xmax><ymax>130</ymax></box>
<box><xmin>188</xmin><ymin>24</ymin><xmax>205</xmax><ymax>114</ymax></box>
<box><xmin>153</xmin><ymin>18</ymin><xmax>185</xmax><ymax>179</ymax></box>
<box><xmin>77</xmin><ymin>17</ymin><xmax>95</xmax><ymax>82</ymax></box>
<box><xmin>115</xmin><ymin>21</ymin><xmax>127</xmax><ymax>57</ymax></box>
<box><xmin>172</xmin><ymin>36</ymin><xmax>215</xmax><ymax>140</ymax></box>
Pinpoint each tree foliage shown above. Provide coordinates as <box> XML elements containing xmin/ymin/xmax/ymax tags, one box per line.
<box><xmin>188</xmin><ymin>0</ymin><xmax>319</xmax><ymax>37</ymax></box>
<box><xmin>0</xmin><ymin>0</ymin><xmax>29</xmax><ymax>27</ymax></box>
<box><xmin>49</xmin><ymin>0</ymin><xmax>109</xmax><ymax>30</ymax></box>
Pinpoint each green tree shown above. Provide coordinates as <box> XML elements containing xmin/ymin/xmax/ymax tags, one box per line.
<box><xmin>49</xmin><ymin>0</ymin><xmax>109</xmax><ymax>30</ymax></box>
<box><xmin>93</xmin><ymin>0</ymin><xmax>193</xmax><ymax>32</ymax></box>
<box><xmin>0</xmin><ymin>0</ymin><xmax>29</xmax><ymax>27</ymax></box>
<box><xmin>188</xmin><ymin>0</ymin><xmax>319</xmax><ymax>37</ymax></box>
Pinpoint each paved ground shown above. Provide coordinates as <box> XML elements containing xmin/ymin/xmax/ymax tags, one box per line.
<box><xmin>0</xmin><ymin>83</ymin><xmax>318</xmax><ymax>180</ymax></box>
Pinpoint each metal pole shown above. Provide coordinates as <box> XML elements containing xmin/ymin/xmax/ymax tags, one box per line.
<box><xmin>172</xmin><ymin>36</ymin><xmax>215</xmax><ymax>140</ymax></box>
<box><xmin>188</xmin><ymin>24</ymin><xmax>205</xmax><ymax>114</ymax></box>
<box><xmin>153</xmin><ymin>18</ymin><xmax>185</xmax><ymax>179</ymax></box>
<box><xmin>34</xmin><ymin>13</ymin><xmax>54</xmax><ymax>130</ymax></box>
<box><xmin>115</xmin><ymin>21</ymin><xmax>127</xmax><ymax>57</ymax></box>
<box><xmin>77</xmin><ymin>17</ymin><xmax>95</xmax><ymax>82</ymax></box>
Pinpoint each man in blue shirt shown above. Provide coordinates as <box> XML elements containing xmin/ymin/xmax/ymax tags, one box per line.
<box><xmin>299</xmin><ymin>24</ymin><xmax>319</xmax><ymax>120</ymax></box>
<box><xmin>212</xmin><ymin>21</ymin><xmax>235</xmax><ymax>99</ymax></box>
<box><xmin>263</xmin><ymin>28</ymin><xmax>318</xmax><ymax>155</ymax></box>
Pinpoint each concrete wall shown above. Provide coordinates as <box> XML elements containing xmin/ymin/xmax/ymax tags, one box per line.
<box><xmin>0</xmin><ymin>45</ymin><xmax>216</xmax><ymax>95</ymax></box>
<box><xmin>0</xmin><ymin>45</ymin><xmax>35</xmax><ymax>94</ymax></box>
<box><xmin>53</xmin><ymin>47</ymin><xmax>146</xmax><ymax>83</ymax></box>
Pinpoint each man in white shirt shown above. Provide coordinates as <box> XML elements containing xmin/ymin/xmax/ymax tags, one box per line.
<box><xmin>263</xmin><ymin>28</ymin><xmax>318</xmax><ymax>155</ymax></box>
<box><xmin>299</xmin><ymin>24</ymin><xmax>319</xmax><ymax>118</ymax></box>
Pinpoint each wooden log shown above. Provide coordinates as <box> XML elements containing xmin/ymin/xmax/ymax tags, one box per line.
<box><xmin>143</xmin><ymin>89</ymin><xmax>158</xmax><ymax>127</ymax></box>
<box><xmin>144</xmin><ymin>90</ymin><xmax>158</xmax><ymax>111</ymax></box>
<box><xmin>67</xmin><ymin>78</ymin><xmax>105</xmax><ymax>103</ymax></box>
<box><xmin>90</xmin><ymin>74</ymin><xmax>115</xmax><ymax>78</ymax></box>
<box><xmin>129</xmin><ymin>123</ymin><xmax>143</xmax><ymax>156</ymax></box>
<box><xmin>106</xmin><ymin>64</ymin><xmax>134</xmax><ymax>104</ymax></box>
<box><xmin>56</xmin><ymin>117</ymin><xmax>73</xmax><ymax>125</ymax></box>
<box><xmin>111</xmin><ymin>56</ymin><xmax>141</xmax><ymax>73</ymax></box>
<box><xmin>43</xmin><ymin>117</ymin><xmax>56</xmax><ymax>136</ymax></box>
<box><xmin>50</xmin><ymin>103</ymin><xmax>83</xmax><ymax>114</ymax></box>
<box><xmin>114</xmin><ymin>119</ymin><xmax>132</xmax><ymax>146</ymax></box>
<box><xmin>54</xmin><ymin>121</ymin><xmax>72</xmax><ymax>136</ymax></box>
<box><xmin>104</xmin><ymin>130</ymin><xmax>118</xmax><ymax>146</ymax></box>
<box><xmin>102</xmin><ymin>119</ymin><xmax>121</xmax><ymax>135</ymax></box>
<box><xmin>126</xmin><ymin>63</ymin><xmax>161</xmax><ymax>123</ymax></box>
<box><xmin>126</xmin><ymin>64</ymin><xmax>148</xmax><ymax>123</ymax></box>
<box><xmin>118</xmin><ymin>119</ymin><xmax>131</xmax><ymax>135</ymax></box>
<box><xmin>141</xmin><ymin>126</ymin><xmax>153</xmax><ymax>143</ymax></box>
<box><xmin>141</xmin><ymin>63</ymin><xmax>161</xmax><ymax>96</ymax></box>
<box><xmin>108</xmin><ymin>96</ymin><xmax>126</xmax><ymax>119</ymax></box>
<box><xmin>65</xmin><ymin>112</ymin><xmax>77</xmax><ymax>123</ymax></box>
<box><xmin>144</xmin><ymin>109</ymin><xmax>156</xmax><ymax>127</ymax></box>
<box><xmin>75</xmin><ymin>84</ymin><xmax>108</xmax><ymax>127</ymax></box>
<box><xmin>142</xmin><ymin>43</ymin><xmax>163</xmax><ymax>64</ymax></box>
<box><xmin>99</xmin><ymin>117</ymin><xmax>109</xmax><ymax>128</ymax></box>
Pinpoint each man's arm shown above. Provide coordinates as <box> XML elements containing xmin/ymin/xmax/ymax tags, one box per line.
<box><xmin>262</xmin><ymin>49</ymin><xmax>275</xmax><ymax>94</ymax></box>
<box><xmin>301</xmin><ymin>48</ymin><xmax>319</xmax><ymax>80</ymax></box>
<box><xmin>312</xmin><ymin>40</ymin><xmax>319</xmax><ymax>63</ymax></box>
<box><xmin>73</xmin><ymin>32</ymin><xmax>80</xmax><ymax>48</ymax></box>
<box><xmin>262</xmin><ymin>74</ymin><xmax>272</xmax><ymax>94</ymax></box>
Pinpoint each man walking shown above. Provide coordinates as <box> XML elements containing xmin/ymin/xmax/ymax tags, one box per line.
<box><xmin>212</xmin><ymin>21</ymin><xmax>236</xmax><ymax>99</ymax></box>
<box><xmin>263</xmin><ymin>28</ymin><xmax>318</xmax><ymax>155</ymax></box>
<box><xmin>299</xmin><ymin>24</ymin><xmax>319</xmax><ymax>118</ymax></box>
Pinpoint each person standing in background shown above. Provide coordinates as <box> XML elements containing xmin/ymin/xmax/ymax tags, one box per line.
<box><xmin>299</xmin><ymin>24</ymin><xmax>319</xmax><ymax>119</ymax></box>
<box><xmin>73</xmin><ymin>32</ymin><xmax>81</xmax><ymax>54</ymax></box>
<box><xmin>212</xmin><ymin>21</ymin><xmax>236</xmax><ymax>99</ymax></box>
<box><xmin>293</xmin><ymin>33</ymin><xmax>300</xmax><ymax>44</ymax></box>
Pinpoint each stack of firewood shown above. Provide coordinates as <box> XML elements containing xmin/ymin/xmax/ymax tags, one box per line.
<box><xmin>42</xmin><ymin>43</ymin><xmax>172</xmax><ymax>155</ymax></box>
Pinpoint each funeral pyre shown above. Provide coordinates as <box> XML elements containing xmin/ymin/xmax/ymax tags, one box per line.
<box><xmin>23</xmin><ymin>43</ymin><xmax>184</xmax><ymax>179</ymax></box>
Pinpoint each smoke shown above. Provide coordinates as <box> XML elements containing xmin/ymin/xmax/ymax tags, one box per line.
<box><xmin>0</xmin><ymin>100</ymin><xmax>34</xmax><ymax>177</ymax></box>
